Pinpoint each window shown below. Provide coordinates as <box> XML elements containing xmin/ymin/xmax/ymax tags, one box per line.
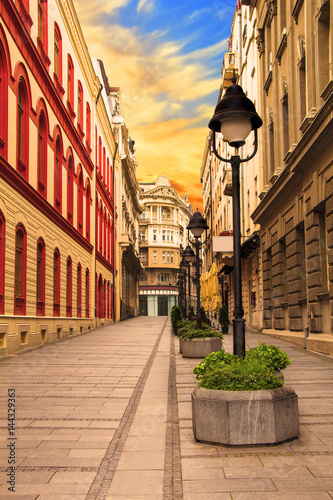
<box><xmin>78</xmin><ymin>169</ymin><xmax>83</xmax><ymax>234</ymax></box>
<box><xmin>54</xmin><ymin>133</ymin><xmax>63</xmax><ymax>211</ymax></box>
<box><xmin>77</xmin><ymin>81</ymin><xmax>84</xmax><ymax>135</ymax></box>
<box><xmin>107</xmin><ymin>216</ymin><xmax>111</xmax><ymax>262</ymax></box>
<box><xmin>66</xmin><ymin>257</ymin><xmax>72</xmax><ymax>317</ymax></box>
<box><xmin>99</xmin><ymin>203</ymin><xmax>103</xmax><ymax>253</ymax></box>
<box><xmin>103</xmin><ymin>147</ymin><xmax>106</xmax><ymax>181</ymax></box>
<box><xmin>153</xmin><ymin>251</ymin><xmax>157</xmax><ymax>264</ymax></box>
<box><xmin>0</xmin><ymin>39</ymin><xmax>8</xmax><ymax>159</ymax></box>
<box><xmin>171</xmin><ymin>231</ymin><xmax>174</xmax><ymax>242</ymax></box>
<box><xmin>158</xmin><ymin>273</ymin><xmax>171</xmax><ymax>282</ymax></box>
<box><xmin>162</xmin><ymin>230</ymin><xmax>166</xmax><ymax>241</ymax></box>
<box><xmin>103</xmin><ymin>209</ymin><xmax>107</xmax><ymax>258</ymax></box>
<box><xmin>167</xmin><ymin>251</ymin><xmax>170</xmax><ymax>263</ymax></box>
<box><xmin>85</xmin><ymin>268</ymin><xmax>89</xmax><ymax>317</ymax></box>
<box><xmin>167</xmin><ymin>230</ymin><xmax>170</xmax><ymax>241</ymax></box>
<box><xmin>139</xmin><ymin>273</ymin><xmax>147</xmax><ymax>282</ymax></box>
<box><xmin>0</xmin><ymin>212</ymin><xmax>5</xmax><ymax>314</ymax></box>
<box><xmin>67</xmin><ymin>155</ymin><xmax>74</xmax><ymax>223</ymax></box>
<box><xmin>86</xmin><ymin>181</ymin><xmax>91</xmax><ymax>241</ymax></box>
<box><xmin>17</xmin><ymin>78</ymin><xmax>29</xmax><ymax>178</ymax></box>
<box><xmin>38</xmin><ymin>0</ymin><xmax>48</xmax><ymax>50</ymax></box>
<box><xmin>54</xmin><ymin>24</ymin><xmax>62</xmax><ymax>84</ymax></box>
<box><xmin>14</xmin><ymin>225</ymin><xmax>27</xmax><ymax>315</ymax></box>
<box><xmin>139</xmin><ymin>230</ymin><xmax>146</xmax><ymax>241</ymax></box>
<box><xmin>171</xmin><ymin>252</ymin><xmax>174</xmax><ymax>264</ymax></box>
<box><xmin>36</xmin><ymin>239</ymin><xmax>45</xmax><ymax>316</ymax></box>
<box><xmin>86</xmin><ymin>103</ymin><xmax>91</xmax><ymax>151</ymax></box>
<box><xmin>37</xmin><ymin>111</ymin><xmax>47</xmax><ymax>197</ymax></box>
<box><xmin>67</xmin><ymin>55</ymin><xmax>75</xmax><ymax>118</ymax></box>
<box><xmin>153</xmin><ymin>230</ymin><xmax>157</xmax><ymax>241</ymax></box>
<box><xmin>53</xmin><ymin>249</ymin><xmax>60</xmax><ymax>316</ymax></box>
<box><xmin>162</xmin><ymin>251</ymin><xmax>166</xmax><ymax>263</ymax></box>
<box><xmin>77</xmin><ymin>263</ymin><xmax>81</xmax><ymax>317</ymax></box>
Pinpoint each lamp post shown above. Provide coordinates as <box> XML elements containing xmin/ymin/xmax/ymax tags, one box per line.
<box><xmin>179</xmin><ymin>257</ymin><xmax>188</xmax><ymax>318</ymax></box>
<box><xmin>187</xmin><ymin>210</ymin><xmax>209</xmax><ymax>329</ymax></box>
<box><xmin>208</xmin><ymin>77</ymin><xmax>262</xmax><ymax>358</ymax></box>
<box><xmin>183</xmin><ymin>244</ymin><xmax>195</xmax><ymax>318</ymax></box>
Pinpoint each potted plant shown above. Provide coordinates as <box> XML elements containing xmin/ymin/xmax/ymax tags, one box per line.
<box><xmin>178</xmin><ymin>320</ymin><xmax>222</xmax><ymax>358</ymax></box>
<box><xmin>191</xmin><ymin>343</ymin><xmax>299</xmax><ymax>446</ymax></box>
<box><xmin>219</xmin><ymin>304</ymin><xmax>230</xmax><ymax>334</ymax></box>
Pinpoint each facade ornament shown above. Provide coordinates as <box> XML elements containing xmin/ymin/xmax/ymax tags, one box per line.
<box><xmin>256</xmin><ymin>28</ymin><xmax>265</xmax><ymax>56</ymax></box>
<box><xmin>265</xmin><ymin>0</ymin><xmax>277</xmax><ymax>22</ymax></box>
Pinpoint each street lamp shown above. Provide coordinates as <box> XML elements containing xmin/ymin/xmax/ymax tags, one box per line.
<box><xmin>183</xmin><ymin>244</ymin><xmax>195</xmax><ymax>318</ymax></box>
<box><xmin>179</xmin><ymin>257</ymin><xmax>188</xmax><ymax>317</ymax></box>
<box><xmin>187</xmin><ymin>210</ymin><xmax>209</xmax><ymax>329</ymax></box>
<box><xmin>208</xmin><ymin>77</ymin><xmax>262</xmax><ymax>358</ymax></box>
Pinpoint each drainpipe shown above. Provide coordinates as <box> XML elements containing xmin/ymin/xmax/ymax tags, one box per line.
<box><xmin>112</xmin><ymin>141</ymin><xmax>118</xmax><ymax>322</ymax></box>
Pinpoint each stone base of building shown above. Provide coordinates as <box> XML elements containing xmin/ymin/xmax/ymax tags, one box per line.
<box><xmin>192</xmin><ymin>386</ymin><xmax>300</xmax><ymax>446</ymax></box>
<box><xmin>262</xmin><ymin>329</ymin><xmax>333</xmax><ymax>357</ymax></box>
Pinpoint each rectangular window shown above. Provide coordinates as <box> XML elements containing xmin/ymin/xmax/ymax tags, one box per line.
<box><xmin>162</xmin><ymin>251</ymin><xmax>166</xmax><ymax>263</ymax></box>
<box><xmin>162</xmin><ymin>230</ymin><xmax>166</xmax><ymax>241</ymax></box>
<box><xmin>167</xmin><ymin>252</ymin><xmax>170</xmax><ymax>263</ymax></box>
<box><xmin>153</xmin><ymin>251</ymin><xmax>157</xmax><ymax>264</ymax></box>
<box><xmin>171</xmin><ymin>253</ymin><xmax>174</xmax><ymax>264</ymax></box>
<box><xmin>153</xmin><ymin>230</ymin><xmax>157</xmax><ymax>241</ymax></box>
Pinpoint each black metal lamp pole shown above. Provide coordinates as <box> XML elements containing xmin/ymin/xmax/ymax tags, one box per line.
<box><xmin>183</xmin><ymin>244</ymin><xmax>195</xmax><ymax>319</ymax></box>
<box><xmin>208</xmin><ymin>78</ymin><xmax>262</xmax><ymax>358</ymax></box>
<box><xmin>187</xmin><ymin>211</ymin><xmax>209</xmax><ymax>330</ymax></box>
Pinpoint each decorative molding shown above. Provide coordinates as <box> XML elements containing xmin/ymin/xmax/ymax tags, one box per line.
<box><xmin>299</xmin><ymin>108</ymin><xmax>317</xmax><ymax>134</ymax></box>
<box><xmin>321</xmin><ymin>80</ymin><xmax>333</xmax><ymax>101</ymax></box>
<box><xmin>292</xmin><ymin>0</ymin><xmax>304</xmax><ymax>24</ymax></box>
<box><xmin>265</xmin><ymin>0</ymin><xmax>277</xmax><ymax>22</ymax></box>
<box><xmin>276</xmin><ymin>29</ymin><xmax>287</xmax><ymax>64</ymax></box>
<box><xmin>264</xmin><ymin>70</ymin><xmax>273</xmax><ymax>95</ymax></box>
<box><xmin>256</xmin><ymin>28</ymin><xmax>265</xmax><ymax>56</ymax></box>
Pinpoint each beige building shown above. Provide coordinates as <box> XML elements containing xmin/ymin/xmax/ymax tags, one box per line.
<box><xmin>202</xmin><ymin>0</ymin><xmax>333</xmax><ymax>338</ymax></box>
<box><xmin>138</xmin><ymin>176</ymin><xmax>193</xmax><ymax>316</ymax></box>
<box><xmin>0</xmin><ymin>0</ymin><xmax>117</xmax><ymax>355</ymax></box>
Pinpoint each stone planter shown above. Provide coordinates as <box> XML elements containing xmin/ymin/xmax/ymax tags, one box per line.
<box><xmin>181</xmin><ymin>337</ymin><xmax>222</xmax><ymax>358</ymax></box>
<box><xmin>192</xmin><ymin>385</ymin><xmax>299</xmax><ymax>446</ymax></box>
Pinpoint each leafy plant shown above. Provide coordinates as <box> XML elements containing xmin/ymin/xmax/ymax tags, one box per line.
<box><xmin>178</xmin><ymin>320</ymin><xmax>222</xmax><ymax>341</ymax></box>
<box><xmin>193</xmin><ymin>350</ymin><xmax>238</xmax><ymax>380</ymax></box>
<box><xmin>200</xmin><ymin>307</ymin><xmax>209</xmax><ymax>324</ymax></box>
<box><xmin>199</xmin><ymin>360</ymin><xmax>283</xmax><ymax>391</ymax></box>
<box><xmin>171</xmin><ymin>305</ymin><xmax>182</xmax><ymax>335</ymax></box>
<box><xmin>193</xmin><ymin>342</ymin><xmax>291</xmax><ymax>391</ymax></box>
<box><xmin>219</xmin><ymin>305</ymin><xmax>230</xmax><ymax>327</ymax></box>
<box><xmin>245</xmin><ymin>342</ymin><xmax>291</xmax><ymax>370</ymax></box>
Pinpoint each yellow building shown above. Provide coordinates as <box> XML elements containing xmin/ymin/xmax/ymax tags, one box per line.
<box><xmin>138</xmin><ymin>176</ymin><xmax>193</xmax><ymax>316</ymax></box>
<box><xmin>0</xmin><ymin>0</ymin><xmax>117</xmax><ymax>355</ymax></box>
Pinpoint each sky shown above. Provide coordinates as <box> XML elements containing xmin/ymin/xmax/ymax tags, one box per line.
<box><xmin>74</xmin><ymin>0</ymin><xmax>237</xmax><ymax>211</ymax></box>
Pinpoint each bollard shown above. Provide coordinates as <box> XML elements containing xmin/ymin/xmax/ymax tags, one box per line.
<box><xmin>304</xmin><ymin>326</ymin><xmax>309</xmax><ymax>349</ymax></box>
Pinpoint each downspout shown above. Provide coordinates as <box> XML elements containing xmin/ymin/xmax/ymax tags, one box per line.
<box><xmin>112</xmin><ymin>141</ymin><xmax>118</xmax><ymax>322</ymax></box>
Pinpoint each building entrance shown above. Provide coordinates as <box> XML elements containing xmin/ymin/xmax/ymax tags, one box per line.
<box><xmin>158</xmin><ymin>296</ymin><xmax>168</xmax><ymax>316</ymax></box>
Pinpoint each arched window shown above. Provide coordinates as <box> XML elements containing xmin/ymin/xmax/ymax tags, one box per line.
<box><xmin>86</xmin><ymin>181</ymin><xmax>91</xmax><ymax>241</ymax></box>
<box><xmin>17</xmin><ymin>78</ymin><xmax>29</xmax><ymax>179</ymax></box>
<box><xmin>107</xmin><ymin>215</ymin><xmax>110</xmax><ymax>262</ymax></box>
<box><xmin>98</xmin><ymin>274</ymin><xmax>103</xmax><ymax>318</ymax></box>
<box><xmin>139</xmin><ymin>273</ymin><xmax>147</xmax><ymax>282</ymax></box>
<box><xmin>14</xmin><ymin>224</ymin><xmax>27</xmax><ymax>315</ymax></box>
<box><xmin>67</xmin><ymin>55</ymin><xmax>75</xmax><ymax>119</ymax></box>
<box><xmin>111</xmin><ymin>219</ymin><xmax>114</xmax><ymax>265</ymax></box>
<box><xmin>107</xmin><ymin>158</ymin><xmax>110</xmax><ymax>192</ymax></box>
<box><xmin>0</xmin><ymin>211</ymin><xmax>5</xmax><ymax>314</ymax></box>
<box><xmin>54</xmin><ymin>23</ymin><xmax>62</xmax><ymax>86</ymax></box>
<box><xmin>36</xmin><ymin>238</ymin><xmax>45</xmax><ymax>316</ymax></box>
<box><xmin>67</xmin><ymin>155</ymin><xmax>74</xmax><ymax>224</ymax></box>
<box><xmin>77</xmin><ymin>81</ymin><xmax>84</xmax><ymax>136</ymax></box>
<box><xmin>103</xmin><ymin>279</ymin><xmax>106</xmax><ymax>318</ymax></box>
<box><xmin>103</xmin><ymin>208</ymin><xmax>107</xmax><ymax>258</ymax></box>
<box><xmin>86</xmin><ymin>103</ymin><xmax>91</xmax><ymax>152</ymax></box>
<box><xmin>53</xmin><ymin>248</ymin><xmax>60</xmax><ymax>316</ymax></box>
<box><xmin>78</xmin><ymin>168</ymin><xmax>83</xmax><ymax>234</ymax></box>
<box><xmin>0</xmin><ymin>39</ymin><xmax>8</xmax><ymax>159</ymax></box>
<box><xmin>98</xmin><ymin>136</ymin><xmax>102</xmax><ymax>171</ymax></box>
<box><xmin>158</xmin><ymin>273</ymin><xmax>171</xmax><ymax>282</ymax></box>
<box><xmin>107</xmin><ymin>281</ymin><xmax>110</xmax><ymax>318</ymax></box>
<box><xmin>103</xmin><ymin>147</ymin><xmax>106</xmax><ymax>181</ymax></box>
<box><xmin>38</xmin><ymin>0</ymin><xmax>48</xmax><ymax>54</ymax></box>
<box><xmin>54</xmin><ymin>134</ymin><xmax>63</xmax><ymax>211</ymax></box>
<box><xmin>66</xmin><ymin>256</ymin><xmax>72</xmax><ymax>317</ymax></box>
<box><xmin>77</xmin><ymin>263</ymin><xmax>81</xmax><ymax>317</ymax></box>
<box><xmin>85</xmin><ymin>268</ymin><xmax>89</xmax><ymax>318</ymax></box>
<box><xmin>99</xmin><ymin>203</ymin><xmax>103</xmax><ymax>254</ymax></box>
<box><xmin>37</xmin><ymin>111</ymin><xmax>47</xmax><ymax>197</ymax></box>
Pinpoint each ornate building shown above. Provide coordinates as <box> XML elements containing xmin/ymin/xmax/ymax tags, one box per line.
<box><xmin>0</xmin><ymin>0</ymin><xmax>117</xmax><ymax>355</ymax></box>
<box><xmin>138</xmin><ymin>176</ymin><xmax>193</xmax><ymax>316</ymax></box>
<box><xmin>201</xmin><ymin>0</ymin><xmax>333</xmax><ymax>342</ymax></box>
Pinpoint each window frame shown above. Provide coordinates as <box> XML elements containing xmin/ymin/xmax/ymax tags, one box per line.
<box><xmin>53</xmin><ymin>248</ymin><xmax>60</xmax><ymax>316</ymax></box>
<box><xmin>66</xmin><ymin>256</ymin><xmax>72</xmax><ymax>317</ymax></box>
<box><xmin>14</xmin><ymin>224</ymin><xmax>27</xmax><ymax>315</ymax></box>
<box><xmin>0</xmin><ymin>211</ymin><xmax>5</xmax><ymax>314</ymax></box>
<box><xmin>77</xmin><ymin>263</ymin><xmax>82</xmax><ymax>317</ymax></box>
<box><xmin>36</xmin><ymin>238</ymin><xmax>45</xmax><ymax>316</ymax></box>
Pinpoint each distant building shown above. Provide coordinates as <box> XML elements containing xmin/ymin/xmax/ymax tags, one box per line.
<box><xmin>138</xmin><ymin>176</ymin><xmax>193</xmax><ymax>316</ymax></box>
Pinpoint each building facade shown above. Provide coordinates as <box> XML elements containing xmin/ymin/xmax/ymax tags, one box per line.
<box><xmin>201</xmin><ymin>0</ymin><xmax>333</xmax><ymax>339</ymax></box>
<box><xmin>0</xmin><ymin>0</ymin><xmax>117</xmax><ymax>355</ymax></box>
<box><xmin>138</xmin><ymin>176</ymin><xmax>193</xmax><ymax>316</ymax></box>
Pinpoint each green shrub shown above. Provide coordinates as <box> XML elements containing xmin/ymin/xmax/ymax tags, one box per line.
<box><xmin>199</xmin><ymin>361</ymin><xmax>283</xmax><ymax>391</ymax></box>
<box><xmin>245</xmin><ymin>342</ymin><xmax>291</xmax><ymax>370</ymax></box>
<box><xmin>178</xmin><ymin>320</ymin><xmax>222</xmax><ymax>341</ymax></box>
<box><xmin>193</xmin><ymin>342</ymin><xmax>291</xmax><ymax>391</ymax></box>
<box><xmin>171</xmin><ymin>305</ymin><xmax>182</xmax><ymax>335</ymax></box>
<box><xmin>193</xmin><ymin>350</ymin><xmax>239</xmax><ymax>380</ymax></box>
<box><xmin>219</xmin><ymin>304</ymin><xmax>230</xmax><ymax>327</ymax></box>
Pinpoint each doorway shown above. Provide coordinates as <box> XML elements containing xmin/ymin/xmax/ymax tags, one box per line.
<box><xmin>158</xmin><ymin>296</ymin><xmax>168</xmax><ymax>316</ymax></box>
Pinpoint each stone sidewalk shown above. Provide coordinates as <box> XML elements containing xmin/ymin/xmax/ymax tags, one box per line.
<box><xmin>0</xmin><ymin>316</ymin><xmax>332</xmax><ymax>499</ymax></box>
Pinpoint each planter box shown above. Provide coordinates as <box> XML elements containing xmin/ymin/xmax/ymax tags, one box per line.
<box><xmin>192</xmin><ymin>385</ymin><xmax>299</xmax><ymax>446</ymax></box>
<box><xmin>181</xmin><ymin>337</ymin><xmax>222</xmax><ymax>358</ymax></box>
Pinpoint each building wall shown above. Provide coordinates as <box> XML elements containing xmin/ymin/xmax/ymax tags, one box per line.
<box><xmin>0</xmin><ymin>0</ymin><xmax>117</xmax><ymax>355</ymax></box>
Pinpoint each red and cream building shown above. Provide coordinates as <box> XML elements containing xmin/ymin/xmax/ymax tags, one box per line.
<box><xmin>0</xmin><ymin>0</ymin><xmax>117</xmax><ymax>355</ymax></box>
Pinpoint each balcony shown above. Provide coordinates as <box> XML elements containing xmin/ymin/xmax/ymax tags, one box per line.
<box><xmin>221</xmin><ymin>52</ymin><xmax>238</xmax><ymax>89</ymax></box>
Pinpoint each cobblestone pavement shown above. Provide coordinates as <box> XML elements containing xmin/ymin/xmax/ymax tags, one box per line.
<box><xmin>0</xmin><ymin>316</ymin><xmax>333</xmax><ymax>499</ymax></box>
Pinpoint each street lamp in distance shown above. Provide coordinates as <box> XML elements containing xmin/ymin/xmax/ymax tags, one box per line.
<box><xmin>183</xmin><ymin>244</ymin><xmax>195</xmax><ymax>318</ymax></box>
<box><xmin>208</xmin><ymin>77</ymin><xmax>262</xmax><ymax>358</ymax></box>
<box><xmin>187</xmin><ymin>209</ymin><xmax>209</xmax><ymax>330</ymax></box>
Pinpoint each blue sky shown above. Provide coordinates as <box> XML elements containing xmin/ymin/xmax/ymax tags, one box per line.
<box><xmin>75</xmin><ymin>0</ymin><xmax>237</xmax><ymax>209</ymax></box>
